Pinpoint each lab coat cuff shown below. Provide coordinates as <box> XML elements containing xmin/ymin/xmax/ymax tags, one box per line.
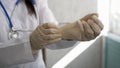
<box><xmin>27</xmin><ymin>37</ymin><xmax>39</xmax><ymax>60</ymax></box>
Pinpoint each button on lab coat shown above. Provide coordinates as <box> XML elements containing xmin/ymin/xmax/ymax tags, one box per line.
<box><xmin>0</xmin><ymin>0</ymin><xmax>76</xmax><ymax>68</ymax></box>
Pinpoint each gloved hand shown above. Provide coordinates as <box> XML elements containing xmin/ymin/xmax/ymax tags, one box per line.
<box><xmin>60</xmin><ymin>13</ymin><xmax>104</xmax><ymax>41</ymax></box>
<box><xmin>30</xmin><ymin>23</ymin><xmax>62</xmax><ymax>51</ymax></box>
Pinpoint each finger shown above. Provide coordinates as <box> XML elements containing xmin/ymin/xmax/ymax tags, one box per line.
<box><xmin>47</xmin><ymin>38</ymin><xmax>62</xmax><ymax>44</ymax></box>
<box><xmin>76</xmin><ymin>20</ymin><xmax>84</xmax><ymax>33</ymax></box>
<box><xmin>91</xmin><ymin>15</ymin><xmax>104</xmax><ymax>30</ymax></box>
<box><xmin>37</xmin><ymin>26</ymin><xmax>61</xmax><ymax>40</ymax></box>
<box><xmin>75</xmin><ymin>20</ymin><xmax>85</xmax><ymax>41</ymax></box>
<box><xmin>42</xmin><ymin>23</ymin><xmax>59</xmax><ymax>29</ymax></box>
<box><xmin>82</xmin><ymin>20</ymin><xmax>95</xmax><ymax>40</ymax></box>
<box><xmin>31</xmin><ymin>38</ymin><xmax>44</xmax><ymax>50</ymax></box>
<box><xmin>44</xmin><ymin>34</ymin><xmax>62</xmax><ymax>40</ymax></box>
<box><xmin>36</xmin><ymin>26</ymin><xmax>47</xmax><ymax>40</ymax></box>
<box><xmin>44</xmin><ymin>29</ymin><xmax>60</xmax><ymax>34</ymax></box>
<box><xmin>81</xmin><ymin>13</ymin><xmax>98</xmax><ymax>21</ymax></box>
<box><xmin>87</xmin><ymin>19</ymin><xmax>101</xmax><ymax>37</ymax></box>
<box><xmin>40</xmin><ymin>26</ymin><xmax>60</xmax><ymax>35</ymax></box>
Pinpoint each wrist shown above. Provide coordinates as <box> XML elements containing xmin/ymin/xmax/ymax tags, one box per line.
<box><xmin>60</xmin><ymin>22</ymin><xmax>77</xmax><ymax>40</ymax></box>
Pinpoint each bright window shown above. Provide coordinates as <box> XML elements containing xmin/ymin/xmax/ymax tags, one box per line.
<box><xmin>109</xmin><ymin>0</ymin><xmax>120</xmax><ymax>35</ymax></box>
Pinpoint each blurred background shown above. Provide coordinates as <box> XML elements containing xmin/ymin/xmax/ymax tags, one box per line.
<box><xmin>45</xmin><ymin>0</ymin><xmax>120</xmax><ymax>68</ymax></box>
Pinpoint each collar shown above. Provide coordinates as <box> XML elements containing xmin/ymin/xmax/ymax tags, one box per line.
<box><xmin>31</xmin><ymin>0</ymin><xmax>35</xmax><ymax>5</ymax></box>
<box><xmin>16</xmin><ymin>0</ymin><xmax>35</xmax><ymax>5</ymax></box>
<box><xmin>16</xmin><ymin>0</ymin><xmax>21</xmax><ymax>5</ymax></box>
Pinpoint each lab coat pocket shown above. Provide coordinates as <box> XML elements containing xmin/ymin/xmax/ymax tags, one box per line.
<box><xmin>0</xmin><ymin>38</ymin><xmax>35</xmax><ymax>66</ymax></box>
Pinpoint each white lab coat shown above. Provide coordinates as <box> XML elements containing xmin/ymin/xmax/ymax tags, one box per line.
<box><xmin>0</xmin><ymin>0</ymin><xmax>76</xmax><ymax>68</ymax></box>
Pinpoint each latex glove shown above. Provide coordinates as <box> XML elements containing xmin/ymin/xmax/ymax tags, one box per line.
<box><xmin>81</xmin><ymin>13</ymin><xmax>98</xmax><ymax>21</ymax></box>
<box><xmin>30</xmin><ymin>23</ymin><xmax>62</xmax><ymax>51</ymax></box>
<box><xmin>60</xmin><ymin>14</ymin><xmax>104</xmax><ymax>41</ymax></box>
<box><xmin>81</xmin><ymin>13</ymin><xmax>103</xmax><ymax>30</ymax></box>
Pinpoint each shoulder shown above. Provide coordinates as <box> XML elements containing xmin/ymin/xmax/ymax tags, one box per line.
<box><xmin>35</xmin><ymin>0</ymin><xmax>48</xmax><ymax>7</ymax></box>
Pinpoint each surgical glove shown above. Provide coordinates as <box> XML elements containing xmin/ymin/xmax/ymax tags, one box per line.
<box><xmin>60</xmin><ymin>14</ymin><xmax>104</xmax><ymax>41</ymax></box>
<box><xmin>81</xmin><ymin>13</ymin><xmax>98</xmax><ymax>21</ymax></box>
<box><xmin>30</xmin><ymin>23</ymin><xmax>62</xmax><ymax>50</ymax></box>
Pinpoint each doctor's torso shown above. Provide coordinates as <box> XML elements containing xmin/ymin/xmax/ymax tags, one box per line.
<box><xmin>0</xmin><ymin>0</ymin><xmax>46</xmax><ymax>68</ymax></box>
<box><xmin>0</xmin><ymin>0</ymin><xmax>38</xmax><ymax>42</ymax></box>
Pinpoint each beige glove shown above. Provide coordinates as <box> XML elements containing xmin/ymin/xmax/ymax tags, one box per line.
<box><xmin>60</xmin><ymin>13</ymin><xmax>104</xmax><ymax>41</ymax></box>
<box><xmin>30</xmin><ymin>23</ymin><xmax>62</xmax><ymax>51</ymax></box>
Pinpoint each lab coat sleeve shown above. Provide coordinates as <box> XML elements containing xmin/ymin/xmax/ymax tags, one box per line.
<box><xmin>0</xmin><ymin>37</ymin><xmax>35</xmax><ymax>66</ymax></box>
<box><xmin>36</xmin><ymin>0</ymin><xmax>58</xmax><ymax>25</ymax></box>
<box><xmin>37</xmin><ymin>0</ymin><xmax>78</xmax><ymax>50</ymax></box>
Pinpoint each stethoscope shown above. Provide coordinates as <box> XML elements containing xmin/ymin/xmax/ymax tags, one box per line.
<box><xmin>0</xmin><ymin>0</ymin><xmax>35</xmax><ymax>40</ymax></box>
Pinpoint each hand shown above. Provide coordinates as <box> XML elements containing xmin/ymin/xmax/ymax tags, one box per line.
<box><xmin>81</xmin><ymin>13</ymin><xmax>98</xmax><ymax>21</ymax></box>
<box><xmin>60</xmin><ymin>13</ymin><xmax>104</xmax><ymax>41</ymax></box>
<box><xmin>79</xmin><ymin>15</ymin><xmax>104</xmax><ymax>41</ymax></box>
<box><xmin>81</xmin><ymin>13</ymin><xmax>103</xmax><ymax>30</ymax></box>
<box><xmin>30</xmin><ymin>23</ymin><xmax>62</xmax><ymax>51</ymax></box>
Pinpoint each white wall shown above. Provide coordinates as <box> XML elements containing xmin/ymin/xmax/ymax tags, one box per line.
<box><xmin>65</xmin><ymin>37</ymin><xmax>103</xmax><ymax>68</ymax></box>
<box><xmin>46</xmin><ymin>0</ymin><xmax>98</xmax><ymax>68</ymax></box>
<box><xmin>48</xmin><ymin>0</ymin><xmax>97</xmax><ymax>22</ymax></box>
